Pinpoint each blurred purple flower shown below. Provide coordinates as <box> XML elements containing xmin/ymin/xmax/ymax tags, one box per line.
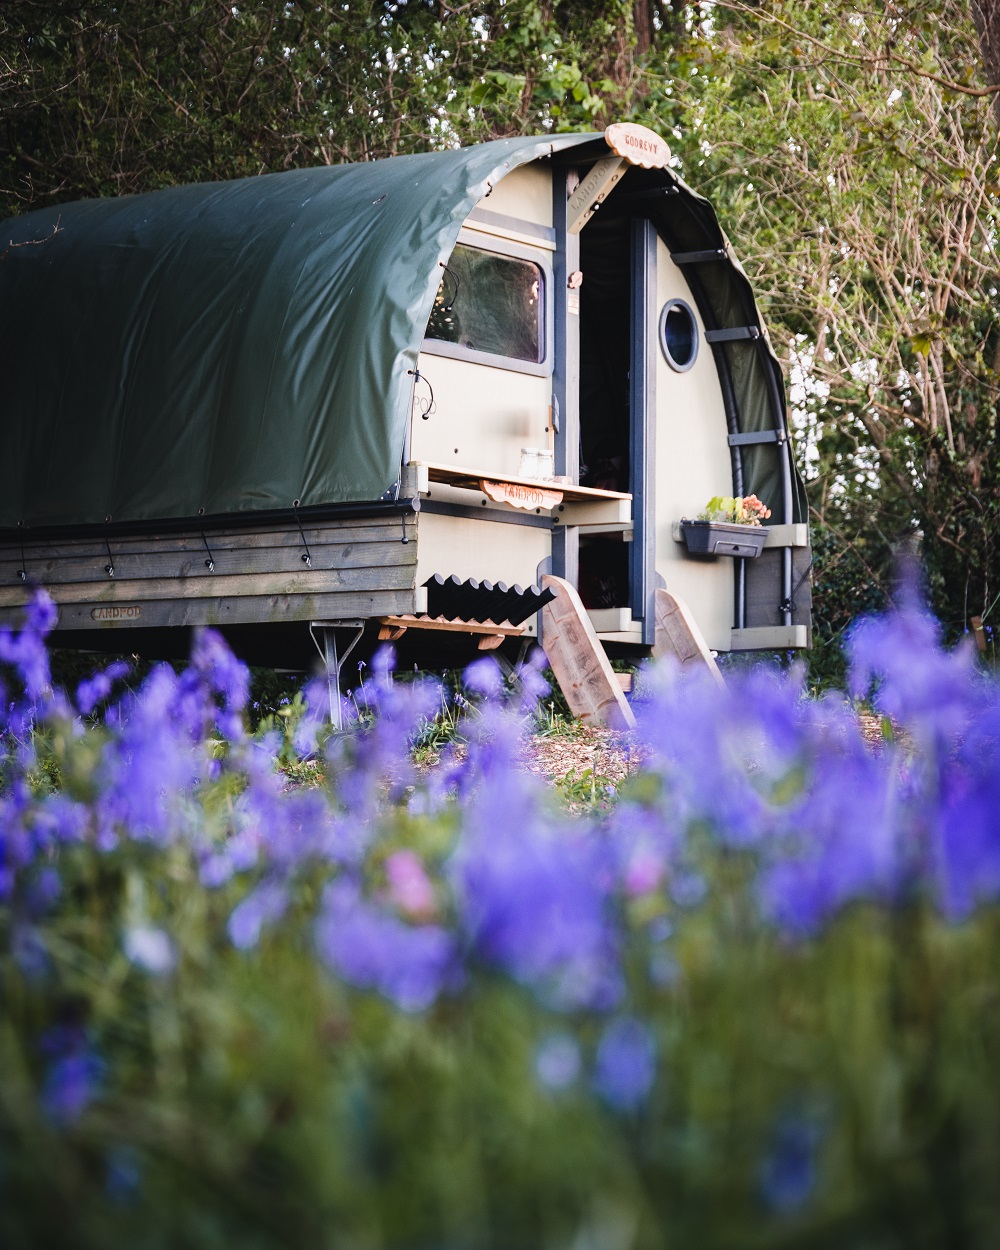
<box><xmin>593</xmin><ymin>1016</ymin><xmax>656</xmax><ymax>1112</ymax></box>
<box><xmin>76</xmin><ymin>659</ymin><xmax>130</xmax><ymax>716</ymax></box>
<box><xmin>316</xmin><ymin>878</ymin><xmax>460</xmax><ymax>1012</ymax></box>
<box><xmin>25</xmin><ymin>589</ymin><xmax>58</xmax><ymax>637</ymax></box>
<box><xmin>0</xmin><ymin>592</ymin><xmax>54</xmax><ymax>703</ymax></box>
<box><xmin>124</xmin><ymin>925</ymin><xmax>176</xmax><ymax>975</ymax></box>
<box><xmin>464</xmin><ymin>656</ymin><xmax>504</xmax><ymax>698</ymax></box>
<box><xmin>534</xmin><ymin>1031</ymin><xmax>582</xmax><ymax>1091</ymax></box>
<box><xmin>451</xmin><ymin>795</ymin><xmax>621</xmax><ymax>1009</ymax></box>
<box><xmin>40</xmin><ymin>1026</ymin><xmax>104</xmax><ymax>1125</ymax></box>
<box><xmin>228</xmin><ymin>880</ymin><xmax>289</xmax><ymax>950</ymax></box>
<box><xmin>935</xmin><ymin>699</ymin><xmax>1000</xmax><ymax>918</ymax></box>
<box><xmin>759</xmin><ymin>1112</ymin><xmax>823</xmax><ymax>1214</ymax></box>
<box><xmin>516</xmin><ymin>647</ymin><xmax>550</xmax><ymax>711</ymax></box>
<box><xmin>189</xmin><ymin>628</ymin><xmax>249</xmax><ymax>713</ymax></box>
<box><xmin>846</xmin><ymin>575</ymin><xmax>980</xmax><ymax>746</ymax></box>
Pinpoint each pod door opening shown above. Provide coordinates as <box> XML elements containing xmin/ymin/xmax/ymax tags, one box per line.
<box><xmin>578</xmin><ymin>213</ymin><xmax>632</xmax><ymax>612</ymax></box>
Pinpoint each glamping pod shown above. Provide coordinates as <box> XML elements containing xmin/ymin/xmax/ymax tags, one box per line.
<box><xmin>0</xmin><ymin>126</ymin><xmax>811</xmax><ymax>718</ymax></box>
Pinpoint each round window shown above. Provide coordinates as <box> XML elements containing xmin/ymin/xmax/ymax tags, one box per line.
<box><xmin>659</xmin><ymin>298</ymin><xmax>699</xmax><ymax>372</ymax></box>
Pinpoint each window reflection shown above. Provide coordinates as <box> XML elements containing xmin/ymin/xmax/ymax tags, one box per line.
<box><xmin>426</xmin><ymin>244</ymin><xmax>543</xmax><ymax>364</ymax></box>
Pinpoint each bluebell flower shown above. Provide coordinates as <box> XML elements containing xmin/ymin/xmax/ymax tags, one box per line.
<box><xmin>76</xmin><ymin>659</ymin><xmax>130</xmax><ymax>716</ymax></box>
<box><xmin>759</xmin><ymin>1111</ymin><xmax>824</xmax><ymax>1214</ymax></box>
<box><xmin>124</xmin><ymin>925</ymin><xmax>176</xmax><ymax>975</ymax></box>
<box><xmin>227</xmin><ymin>881</ymin><xmax>289</xmax><ymax>950</ymax></box>
<box><xmin>463</xmin><ymin>656</ymin><xmax>504</xmax><ymax>698</ymax></box>
<box><xmin>846</xmin><ymin>573</ymin><xmax>982</xmax><ymax>748</ymax></box>
<box><xmin>451</xmin><ymin>790</ymin><xmax>620</xmax><ymax>1009</ymax></box>
<box><xmin>316</xmin><ymin>878</ymin><xmax>460</xmax><ymax>1012</ymax></box>
<box><xmin>39</xmin><ymin>1026</ymin><xmax>104</xmax><ymax>1125</ymax></box>
<box><xmin>534</xmin><ymin>1032</ymin><xmax>582</xmax><ymax>1091</ymax></box>
<box><xmin>593</xmin><ymin>1016</ymin><xmax>656</xmax><ymax>1112</ymax></box>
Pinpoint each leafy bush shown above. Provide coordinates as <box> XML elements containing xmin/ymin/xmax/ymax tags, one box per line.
<box><xmin>1</xmin><ymin>587</ymin><xmax>999</xmax><ymax>1249</ymax></box>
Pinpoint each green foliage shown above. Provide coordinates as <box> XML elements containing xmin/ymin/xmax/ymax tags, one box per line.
<box><xmin>553</xmin><ymin>763</ymin><xmax>617</xmax><ymax>812</ymax></box>
<box><xmin>670</xmin><ymin>1</ymin><xmax>1000</xmax><ymax>672</ymax></box>
<box><xmin>0</xmin><ymin>1</ymin><xmax>676</xmax><ymax>212</ymax></box>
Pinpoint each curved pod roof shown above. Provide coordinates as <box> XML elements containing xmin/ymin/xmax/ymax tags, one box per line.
<box><xmin>0</xmin><ymin>132</ymin><xmax>804</xmax><ymax>530</ymax></box>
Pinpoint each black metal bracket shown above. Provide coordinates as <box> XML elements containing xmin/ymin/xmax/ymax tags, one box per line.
<box><xmin>615</xmin><ymin>185</ymin><xmax>681</xmax><ymax>208</ymax></box>
<box><xmin>727</xmin><ymin>429</ymin><xmax>786</xmax><ymax>446</ymax></box>
<box><xmin>671</xmin><ymin>248</ymin><xmax>728</xmax><ymax>265</ymax></box>
<box><xmin>705</xmin><ymin>326</ymin><xmax>761</xmax><ymax>343</ymax></box>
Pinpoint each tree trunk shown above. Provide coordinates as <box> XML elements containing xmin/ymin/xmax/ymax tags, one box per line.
<box><xmin>633</xmin><ymin>0</ymin><xmax>653</xmax><ymax>57</ymax></box>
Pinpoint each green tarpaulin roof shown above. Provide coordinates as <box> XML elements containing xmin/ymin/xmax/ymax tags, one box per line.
<box><xmin>0</xmin><ymin>132</ymin><xmax>804</xmax><ymax>530</ymax></box>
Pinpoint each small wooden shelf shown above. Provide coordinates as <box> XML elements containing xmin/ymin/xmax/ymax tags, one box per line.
<box><xmin>377</xmin><ymin>613</ymin><xmax>525</xmax><ymax>652</ymax></box>
<box><xmin>417</xmin><ymin>461</ymin><xmax>631</xmax><ymax>504</ymax></box>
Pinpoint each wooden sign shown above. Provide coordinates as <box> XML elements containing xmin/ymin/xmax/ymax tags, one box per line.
<box><xmin>566</xmin><ymin>155</ymin><xmax>628</xmax><ymax>234</ymax></box>
<box><xmin>480</xmin><ymin>480</ymin><xmax>564</xmax><ymax>511</ymax></box>
<box><xmin>91</xmin><ymin>604</ymin><xmax>143</xmax><ymax>621</ymax></box>
<box><xmin>605</xmin><ymin>123</ymin><xmax>671</xmax><ymax>169</ymax></box>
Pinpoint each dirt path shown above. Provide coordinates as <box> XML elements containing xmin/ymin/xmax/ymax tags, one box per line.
<box><xmin>520</xmin><ymin>713</ymin><xmax>895</xmax><ymax>792</ymax></box>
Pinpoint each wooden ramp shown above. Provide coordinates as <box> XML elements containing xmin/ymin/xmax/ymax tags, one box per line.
<box><xmin>652</xmin><ymin>589</ymin><xmax>725</xmax><ymax>688</ymax></box>
<box><xmin>540</xmin><ymin>575</ymin><xmax>635</xmax><ymax>731</ymax></box>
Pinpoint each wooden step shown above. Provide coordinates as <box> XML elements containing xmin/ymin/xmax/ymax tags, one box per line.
<box><xmin>651</xmin><ymin>589</ymin><xmax>725</xmax><ymax>687</ymax></box>
<box><xmin>540</xmin><ymin>574</ymin><xmax>635</xmax><ymax>730</ymax></box>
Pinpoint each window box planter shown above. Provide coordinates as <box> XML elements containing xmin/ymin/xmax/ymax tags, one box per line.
<box><xmin>679</xmin><ymin>520</ymin><xmax>768</xmax><ymax>559</ymax></box>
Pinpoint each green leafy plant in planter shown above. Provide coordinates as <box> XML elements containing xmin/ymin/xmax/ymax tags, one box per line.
<box><xmin>681</xmin><ymin>495</ymin><xmax>774</xmax><ymax>558</ymax></box>
<box><xmin>699</xmin><ymin>494</ymin><xmax>772</xmax><ymax>525</ymax></box>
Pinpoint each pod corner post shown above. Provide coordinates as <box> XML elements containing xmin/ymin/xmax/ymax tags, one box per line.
<box><xmin>551</xmin><ymin>164</ymin><xmax>580</xmax><ymax>586</ymax></box>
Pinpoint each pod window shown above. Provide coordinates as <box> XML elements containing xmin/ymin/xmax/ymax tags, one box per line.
<box><xmin>426</xmin><ymin>244</ymin><xmax>543</xmax><ymax>365</ymax></box>
<box><xmin>659</xmin><ymin>298</ymin><xmax>698</xmax><ymax>372</ymax></box>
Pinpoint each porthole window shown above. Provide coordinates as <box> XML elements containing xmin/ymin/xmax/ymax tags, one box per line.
<box><xmin>659</xmin><ymin>298</ymin><xmax>699</xmax><ymax>373</ymax></box>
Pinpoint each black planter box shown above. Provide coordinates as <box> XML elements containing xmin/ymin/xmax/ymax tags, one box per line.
<box><xmin>680</xmin><ymin>520</ymin><xmax>768</xmax><ymax>559</ymax></box>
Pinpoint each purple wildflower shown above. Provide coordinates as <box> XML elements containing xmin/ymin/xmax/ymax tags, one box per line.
<box><xmin>0</xmin><ymin>589</ymin><xmax>56</xmax><ymax>703</ymax></box>
<box><xmin>593</xmin><ymin>1016</ymin><xmax>656</xmax><ymax>1112</ymax></box>
<box><xmin>227</xmin><ymin>880</ymin><xmax>289</xmax><ymax>950</ymax></box>
<box><xmin>124</xmin><ymin>926</ymin><xmax>176</xmax><ymax>975</ymax></box>
<box><xmin>463</xmin><ymin>656</ymin><xmax>504</xmax><ymax>698</ymax></box>
<box><xmin>451</xmin><ymin>796</ymin><xmax>621</xmax><ymax>1009</ymax></box>
<box><xmin>76</xmin><ymin>659</ymin><xmax>130</xmax><ymax>716</ymax></box>
<box><xmin>759</xmin><ymin>1112</ymin><xmax>823</xmax><ymax>1214</ymax></box>
<box><xmin>316</xmin><ymin>878</ymin><xmax>460</xmax><ymax>1012</ymax></box>
<box><xmin>534</xmin><ymin>1031</ymin><xmax>582</xmax><ymax>1091</ymax></box>
<box><xmin>39</xmin><ymin>1025</ymin><xmax>104</xmax><ymax>1125</ymax></box>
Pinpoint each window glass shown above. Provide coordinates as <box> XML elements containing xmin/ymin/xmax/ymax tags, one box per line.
<box><xmin>659</xmin><ymin>298</ymin><xmax>699</xmax><ymax>372</ymax></box>
<box><xmin>426</xmin><ymin>244</ymin><xmax>543</xmax><ymax>364</ymax></box>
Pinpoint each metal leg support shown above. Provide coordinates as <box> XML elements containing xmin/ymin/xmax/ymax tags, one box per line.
<box><xmin>309</xmin><ymin>621</ymin><xmax>365</xmax><ymax>730</ymax></box>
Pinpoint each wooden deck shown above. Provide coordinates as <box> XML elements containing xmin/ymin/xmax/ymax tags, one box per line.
<box><xmin>0</xmin><ymin>512</ymin><xmax>420</xmax><ymax>633</ymax></box>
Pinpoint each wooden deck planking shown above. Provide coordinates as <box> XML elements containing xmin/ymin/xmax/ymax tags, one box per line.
<box><xmin>0</xmin><ymin>513</ymin><xmax>419</xmax><ymax>630</ymax></box>
<box><xmin>0</xmin><ymin>537</ymin><xmax>416</xmax><ymax>587</ymax></box>
<box><xmin>3</xmin><ymin>589</ymin><xmax>420</xmax><ymax>631</ymax></box>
